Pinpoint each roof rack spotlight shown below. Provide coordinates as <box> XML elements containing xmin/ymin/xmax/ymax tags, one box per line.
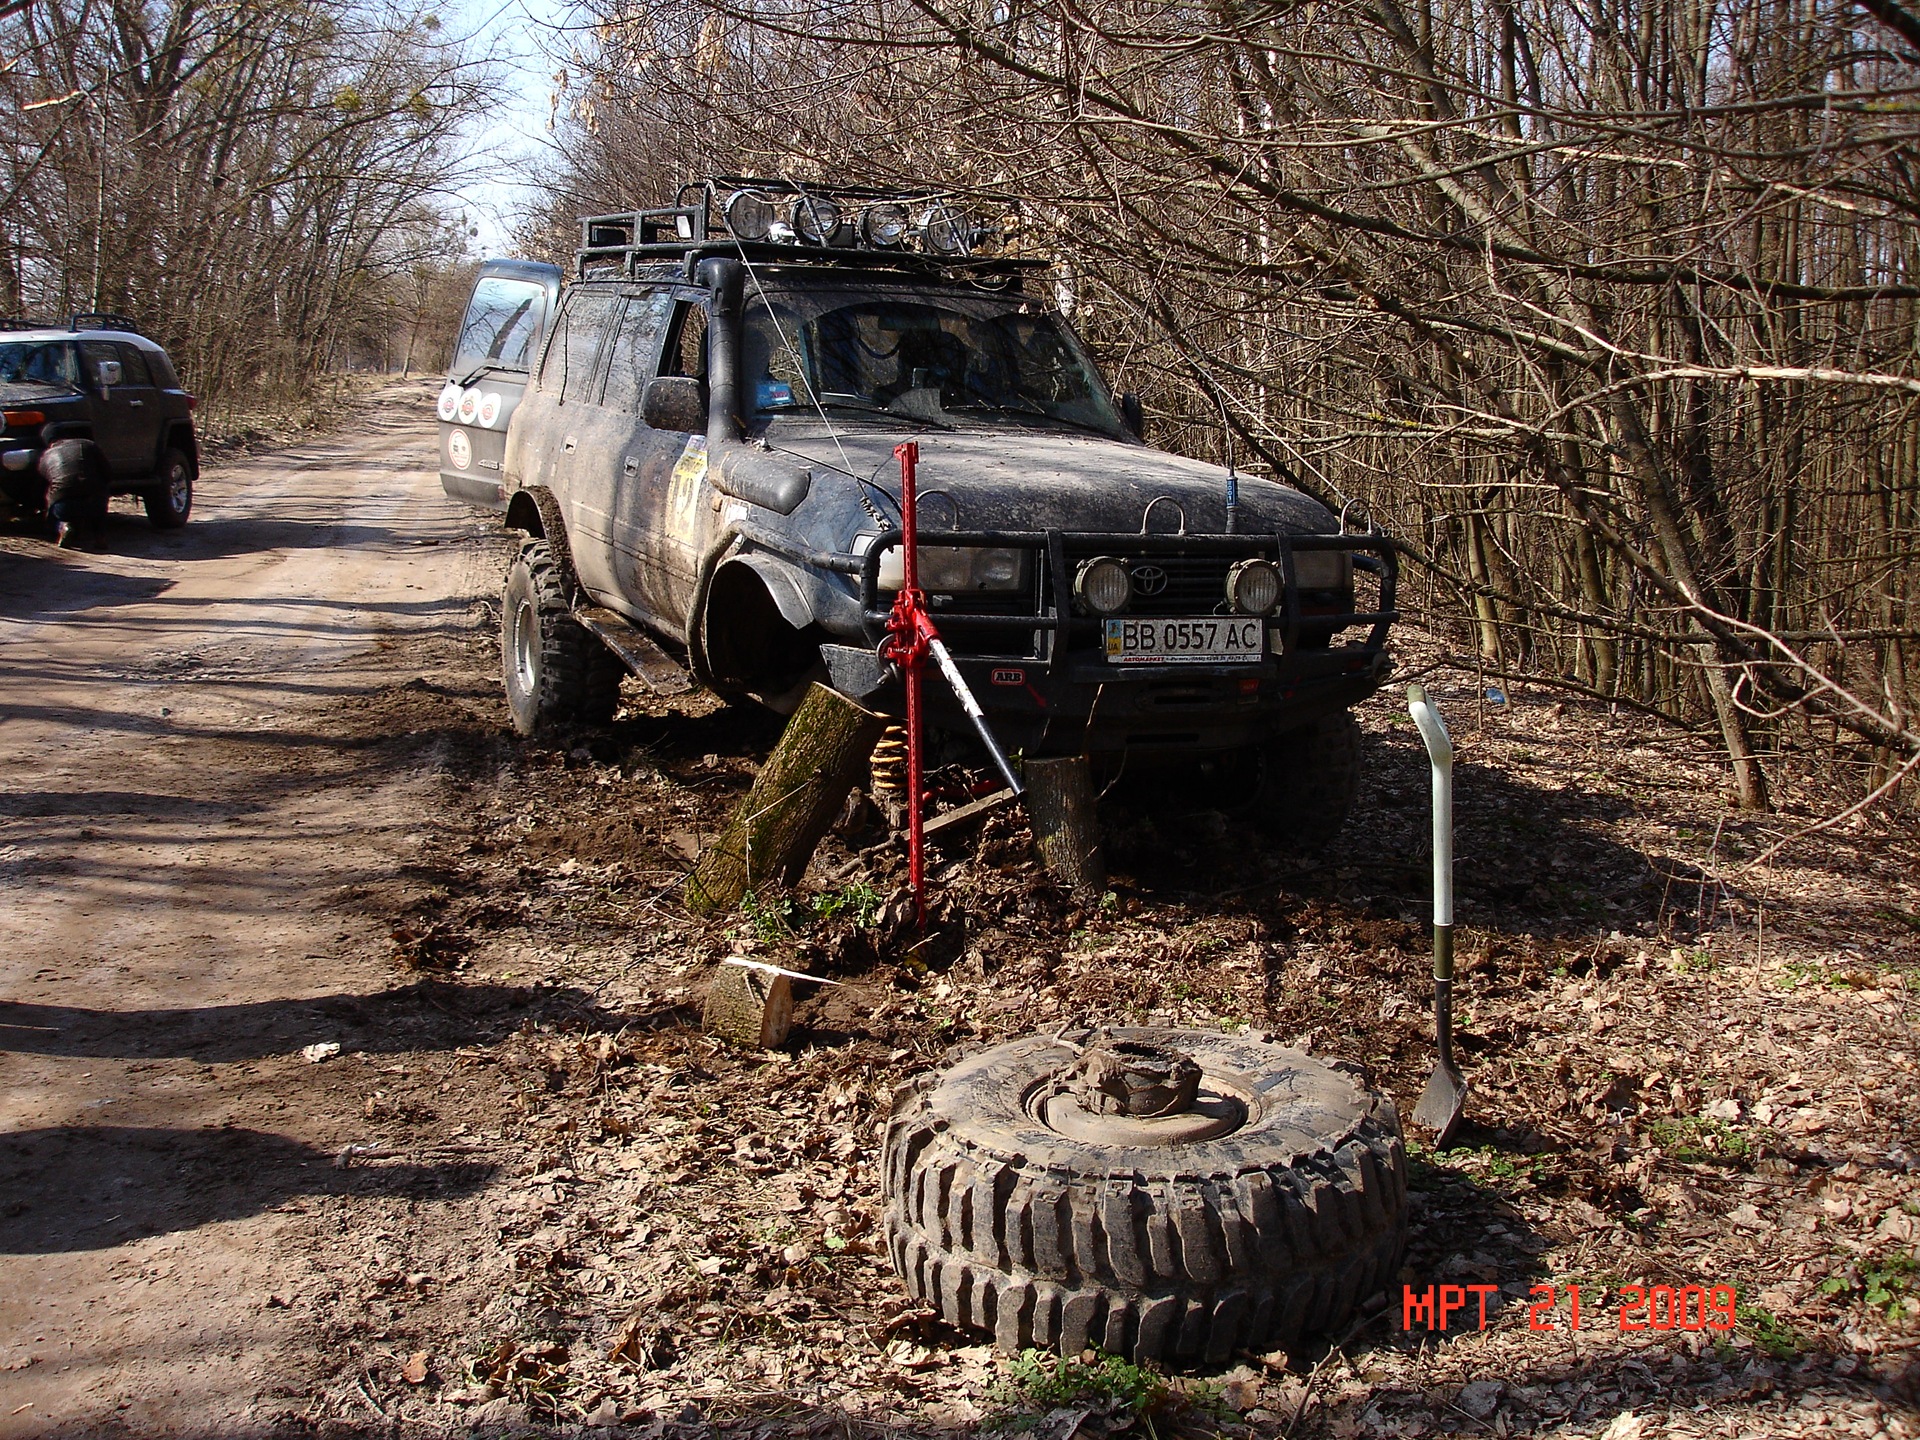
<box><xmin>791</xmin><ymin>193</ymin><xmax>841</xmax><ymax>245</ymax></box>
<box><xmin>723</xmin><ymin>189</ymin><xmax>777</xmax><ymax>241</ymax></box>
<box><xmin>919</xmin><ymin>202</ymin><xmax>974</xmax><ymax>256</ymax></box>
<box><xmin>861</xmin><ymin>202</ymin><xmax>910</xmax><ymax>248</ymax></box>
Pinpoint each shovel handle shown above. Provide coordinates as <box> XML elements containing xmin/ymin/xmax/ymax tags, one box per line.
<box><xmin>1405</xmin><ymin>684</ymin><xmax>1453</xmax><ymax>942</ymax></box>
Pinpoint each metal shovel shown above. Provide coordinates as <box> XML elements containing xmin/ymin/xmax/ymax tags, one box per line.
<box><xmin>1406</xmin><ymin>684</ymin><xmax>1468</xmax><ymax>1146</ymax></box>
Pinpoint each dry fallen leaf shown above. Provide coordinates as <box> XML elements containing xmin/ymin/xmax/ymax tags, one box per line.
<box><xmin>400</xmin><ymin>1352</ymin><xmax>428</xmax><ymax>1385</ymax></box>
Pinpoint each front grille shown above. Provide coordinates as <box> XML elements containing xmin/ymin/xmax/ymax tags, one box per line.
<box><xmin>1061</xmin><ymin>547</ymin><xmax>1245</xmax><ymax>616</ymax></box>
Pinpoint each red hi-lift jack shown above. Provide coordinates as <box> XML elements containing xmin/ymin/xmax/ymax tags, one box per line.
<box><xmin>880</xmin><ymin>441</ymin><xmax>1025</xmax><ymax>929</ymax></box>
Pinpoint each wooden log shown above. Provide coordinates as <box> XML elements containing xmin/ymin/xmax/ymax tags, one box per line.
<box><xmin>685</xmin><ymin>682</ymin><xmax>888</xmax><ymax>914</ymax></box>
<box><xmin>702</xmin><ymin>961</ymin><xmax>793</xmax><ymax>1048</ymax></box>
<box><xmin>1025</xmin><ymin>754</ymin><xmax>1106</xmax><ymax>898</ymax></box>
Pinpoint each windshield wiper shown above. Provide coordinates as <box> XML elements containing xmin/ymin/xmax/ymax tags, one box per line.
<box><xmin>815</xmin><ymin>394</ymin><xmax>953</xmax><ymax>430</ymax></box>
<box><xmin>946</xmin><ymin>399</ymin><xmax>1118</xmax><ymax>438</ymax></box>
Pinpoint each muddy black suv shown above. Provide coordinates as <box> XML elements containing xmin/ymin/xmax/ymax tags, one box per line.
<box><xmin>496</xmin><ymin>182</ymin><xmax>1396</xmax><ymax>843</ymax></box>
<box><xmin>0</xmin><ymin>314</ymin><xmax>197</xmax><ymax>535</ymax></box>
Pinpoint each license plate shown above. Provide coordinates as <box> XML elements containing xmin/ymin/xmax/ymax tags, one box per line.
<box><xmin>1104</xmin><ymin>616</ymin><xmax>1266</xmax><ymax>664</ymax></box>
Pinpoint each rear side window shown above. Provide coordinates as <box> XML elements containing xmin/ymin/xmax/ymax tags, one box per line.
<box><xmin>116</xmin><ymin>345</ymin><xmax>153</xmax><ymax>386</ymax></box>
<box><xmin>540</xmin><ymin>291</ymin><xmax>619</xmax><ymax>403</ymax></box>
<box><xmin>147</xmin><ymin>350</ymin><xmax>180</xmax><ymax>388</ymax></box>
<box><xmin>601</xmin><ymin>292</ymin><xmax>674</xmax><ymax>413</ymax></box>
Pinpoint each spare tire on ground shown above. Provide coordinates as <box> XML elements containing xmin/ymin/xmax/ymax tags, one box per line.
<box><xmin>882</xmin><ymin>1027</ymin><xmax>1407</xmax><ymax>1365</ymax></box>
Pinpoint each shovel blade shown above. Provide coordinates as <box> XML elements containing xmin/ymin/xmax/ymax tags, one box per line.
<box><xmin>1413</xmin><ymin>1064</ymin><xmax>1469</xmax><ymax>1148</ymax></box>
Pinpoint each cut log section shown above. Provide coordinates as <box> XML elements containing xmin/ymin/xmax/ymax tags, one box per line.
<box><xmin>685</xmin><ymin>682</ymin><xmax>888</xmax><ymax>914</ymax></box>
<box><xmin>702</xmin><ymin>961</ymin><xmax>794</xmax><ymax>1048</ymax></box>
<box><xmin>1024</xmin><ymin>754</ymin><xmax>1106</xmax><ymax>898</ymax></box>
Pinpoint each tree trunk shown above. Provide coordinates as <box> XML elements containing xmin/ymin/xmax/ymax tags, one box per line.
<box><xmin>1026</xmin><ymin>755</ymin><xmax>1106</xmax><ymax>899</ymax></box>
<box><xmin>685</xmin><ymin>682</ymin><xmax>887</xmax><ymax>914</ymax></box>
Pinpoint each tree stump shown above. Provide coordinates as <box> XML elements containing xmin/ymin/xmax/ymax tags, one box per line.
<box><xmin>685</xmin><ymin>682</ymin><xmax>888</xmax><ymax>914</ymax></box>
<box><xmin>702</xmin><ymin>961</ymin><xmax>795</xmax><ymax>1048</ymax></box>
<box><xmin>1026</xmin><ymin>754</ymin><xmax>1106</xmax><ymax>899</ymax></box>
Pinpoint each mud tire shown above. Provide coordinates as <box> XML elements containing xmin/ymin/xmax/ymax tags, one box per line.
<box><xmin>881</xmin><ymin>1027</ymin><xmax>1407</xmax><ymax>1365</ymax></box>
<box><xmin>501</xmin><ymin>537</ymin><xmax>622</xmax><ymax>736</ymax></box>
<box><xmin>143</xmin><ymin>447</ymin><xmax>194</xmax><ymax>528</ymax></box>
<box><xmin>1251</xmin><ymin>711</ymin><xmax>1363</xmax><ymax>851</ymax></box>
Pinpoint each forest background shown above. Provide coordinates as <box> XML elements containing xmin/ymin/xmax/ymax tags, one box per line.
<box><xmin>5</xmin><ymin>0</ymin><xmax>1917</xmax><ymax>823</ymax></box>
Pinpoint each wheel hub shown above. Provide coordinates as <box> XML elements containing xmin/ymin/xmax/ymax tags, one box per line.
<box><xmin>1033</xmin><ymin>1038</ymin><xmax>1248</xmax><ymax>1146</ymax></box>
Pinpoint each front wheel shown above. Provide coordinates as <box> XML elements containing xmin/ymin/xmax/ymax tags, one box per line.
<box><xmin>143</xmin><ymin>448</ymin><xmax>194</xmax><ymax>528</ymax></box>
<box><xmin>1248</xmin><ymin>710</ymin><xmax>1363</xmax><ymax>851</ymax></box>
<box><xmin>501</xmin><ymin>537</ymin><xmax>622</xmax><ymax>736</ymax></box>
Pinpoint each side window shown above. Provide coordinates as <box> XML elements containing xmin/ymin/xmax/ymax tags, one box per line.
<box><xmin>601</xmin><ymin>292</ymin><xmax>673</xmax><ymax>413</ymax></box>
<box><xmin>661</xmin><ymin>301</ymin><xmax>709</xmax><ymax>379</ymax></box>
<box><xmin>79</xmin><ymin>340</ymin><xmax>119</xmax><ymax>389</ymax></box>
<box><xmin>116</xmin><ymin>345</ymin><xmax>153</xmax><ymax>386</ymax></box>
<box><xmin>147</xmin><ymin>350</ymin><xmax>180</xmax><ymax>388</ymax></box>
<box><xmin>537</xmin><ymin>303</ymin><xmax>569</xmax><ymax>393</ymax></box>
<box><xmin>561</xmin><ymin>292</ymin><xmax>618</xmax><ymax>404</ymax></box>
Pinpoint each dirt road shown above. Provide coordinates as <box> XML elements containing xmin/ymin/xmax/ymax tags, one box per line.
<box><xmin>0</xmin><ymin>383</ymin><xmax>514</xmax><ymax>1433</ymax></box>
<box><xmin>3</xmin><ymin>386</ymin><xmax>1917</xmax><ymax>1439</ymax></box>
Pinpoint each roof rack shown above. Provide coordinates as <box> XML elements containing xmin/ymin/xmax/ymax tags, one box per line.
<box><xmin>573</xmin><ymin>179</ymin><xmax>1040</xmax><ymax>282</ymax></box>
<box><xmin>0</xmin><ymin>313</ymin><xmax>145</xmax><ymax>335</ymax></box>
<box><xmin>69</xmin><ymin>312</ymin><xmax>142</xmax><ymax>334</ymax></box>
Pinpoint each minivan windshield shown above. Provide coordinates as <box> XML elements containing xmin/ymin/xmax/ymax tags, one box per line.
<box><xmin>743</xmin><ymin>285</ymin><xmax>1126</xmax><ymax>437</ymax></box>
<box><xmin>452</xmin><ymin>276</ymin><xmax>548</xmax><ymax>378</ymax></box>
<box><xmin>0</xmin><ymin>341</ymin><xmax>78</xmax><ymax>390</ymax></box>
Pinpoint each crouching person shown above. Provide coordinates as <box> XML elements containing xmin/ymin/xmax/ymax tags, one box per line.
<box><xmin>40</xmin><ymin>437</ymin><xmax>109</xmax><ymax>549</ymax></box>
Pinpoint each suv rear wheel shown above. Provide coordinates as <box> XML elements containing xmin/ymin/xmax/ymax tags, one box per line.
<box><xmin>143</xmin><ymin>447</ymin><xmax>193</xmax><ymax>529</ymax></box>
<box><xmin>502</xmin><ymin>537</ymin><xmax>622</xmax><ymax>735</ymax></box>
<box><xmin>1249</xmin><ymin>710</ymin><xmax>1363</xmax><ymax>851</ymax></box>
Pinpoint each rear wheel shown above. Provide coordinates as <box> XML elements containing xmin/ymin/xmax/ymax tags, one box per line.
<box><xmin>143</xmin><ymin>447</ymin><xmax>193</xmax><ymax>528</ymax></box>
<box><xmin>501</xmin><ymin>537</ymin><xmax>622</xmax><ymax>736</ymax></box>
<box><xmin>1249</xmin><ymin>710</ymin><xmax>1363</xmax><ymax>851</ymax></box>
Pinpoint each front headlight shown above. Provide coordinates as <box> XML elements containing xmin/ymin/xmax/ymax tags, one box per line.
<box><xmin>877</xmin><ymin>545</ymin><xmax>1030</xmax><ymax>593</ymax></box>
<box><xmin>1292</xmin><ymin>549</ymin><xmax>1353</xmax><ymax>590</ymax></box>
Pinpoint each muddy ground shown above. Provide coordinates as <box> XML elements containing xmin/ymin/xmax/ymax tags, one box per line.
<box><xmin>1</xmin><ymin>383</ymin><xmax>1916</xmax><ymax>1439</ymax></box>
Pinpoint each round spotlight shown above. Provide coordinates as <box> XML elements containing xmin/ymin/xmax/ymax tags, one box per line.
<box><xmin>861</xmin><ymin>202</ymin><xmax>910</xmax><ymax>248</ymax></box>
<box><xmin>723</xmin><ymin>189</ymin><xmax>776</xmax><ymax>241</ymax></box>
<box><xmin>919</xmin><ymin>203</ymin><xmax>973</xmax><ymax>256</ymax></box>
<box><xmin>790</xmin><ymin>194</ymin><xmax>840</xmax><ymax>245</ymax></box>
<box><xmin>1074</xmin><ymin>556</ymin><xmax>1132</xmax><ymax>615</ymax></box>
<box><xmin>1227</xmin><ymin>558</ymin><xmax>1282</xmax><ymax>616</ymax></box>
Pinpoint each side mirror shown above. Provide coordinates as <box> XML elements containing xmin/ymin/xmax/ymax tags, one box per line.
<box><xmin>95</xmin><ymin>360</ymin><xmax>123</xmax><ymax>390</ymax></box>
<box><xmin>641</xmin><ymin>375</ymin><xmax>707</xmax><ymax>433</ymax></box>
<box><xmin>1118</xmin><ymin>391</ymin><xmax>1145</xmax><ymax>440</ymax></box>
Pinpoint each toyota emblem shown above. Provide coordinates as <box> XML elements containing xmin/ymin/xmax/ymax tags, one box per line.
<box><xmin>1131</xmin><ymin>563</ymin><xmax>1170</xmax><ymax>597</ymax></box>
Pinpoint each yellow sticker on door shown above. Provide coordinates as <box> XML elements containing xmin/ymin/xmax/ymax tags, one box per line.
<box><xmin>668</xmin><ymin>436</ymin><xmax>708</xmax><ymax>536</ymax></box>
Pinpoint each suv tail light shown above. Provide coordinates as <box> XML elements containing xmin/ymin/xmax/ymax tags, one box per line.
<box><xmin>186</xmin><ymin>395</ymin><xmax>197</xmax><ymax>410</ymax></box>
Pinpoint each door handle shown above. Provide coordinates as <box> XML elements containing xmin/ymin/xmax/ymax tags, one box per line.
<box><xmin>128</xmin><ymin>399</ymin><xmax>144</xmax><ymax>407</ymax></box>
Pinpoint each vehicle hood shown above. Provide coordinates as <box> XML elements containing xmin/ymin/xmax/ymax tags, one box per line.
<box><xmin>0</xmin><ymin>381</ymin><xmax>79</xmax><ymax>406</ymax></box>
<box><xmin>762</xmin><ymin>420</ymin><xmax>1334</xmax><ymax>537</ymax></box>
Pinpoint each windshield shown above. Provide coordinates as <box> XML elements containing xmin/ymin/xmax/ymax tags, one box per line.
<box><xmin>452</xmin><ymin>276</ymin><xmax>548</xmax><ymax>376</ymax></box>
<box><xmin>743</xmin><ymin>285</ymin><xmax>1126</xmax><ymax>437</ymax></box>
<box><xmin>0</xmin><ymin>341</ymin><xmax>78</xmax><ymax>389</ymax></box>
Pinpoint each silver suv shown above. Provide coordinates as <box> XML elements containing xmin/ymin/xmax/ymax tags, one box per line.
<box><xmin>493</xmin><ymin>182</ymin><xmax>1396</xmax><ymax>844</ymax></box>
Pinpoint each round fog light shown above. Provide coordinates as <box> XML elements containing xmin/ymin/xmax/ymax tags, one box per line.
<box><xmin>791</xmin><ymin>194</ymin><xmax>840</xmax><ymax>244</ymax></box>
<box><xmin>724</xmin><ymin>189</ymin><xmax>777</xmax><ymax>241</ymax></box>
<box><xmin>1227</xmin><ymin>558</ymin><xmax>1281</xmax><ymax>615</ymax></box>
<box><xmin>1074</xmin><ymin>556</ymin><xmax>1132</xmax><ymax>615</ymax></box>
